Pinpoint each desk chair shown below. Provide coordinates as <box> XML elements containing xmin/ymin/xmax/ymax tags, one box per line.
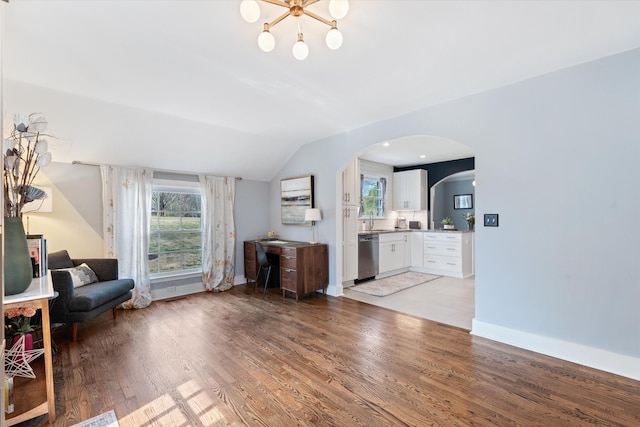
<box><xmin>255</xmin><ymin>242</ymin><xmax>276</xmax><ymax>299</ymax></box>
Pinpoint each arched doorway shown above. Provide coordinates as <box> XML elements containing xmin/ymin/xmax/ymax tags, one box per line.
<box><xmin>337</xmin><ymin>135</ymin><xmax>476</xmax><ymax>329</ymax></box>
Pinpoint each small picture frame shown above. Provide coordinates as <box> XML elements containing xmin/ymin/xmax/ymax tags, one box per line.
<box><xmin>454</xmin><ymin>194</ymin><xmax>473</xmax><ymax>210</ymax></box>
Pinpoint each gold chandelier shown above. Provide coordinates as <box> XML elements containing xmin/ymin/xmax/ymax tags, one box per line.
<box><xmin>240</xmin><ymin>0</ymin><xmax>349</xmax><ymax>60</ymax></box>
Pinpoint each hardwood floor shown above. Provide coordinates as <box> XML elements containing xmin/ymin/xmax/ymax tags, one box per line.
<box><xmin>19</xmin><ymin>285</ymin><xmax>640</xmax><ymax>426</ymax></box>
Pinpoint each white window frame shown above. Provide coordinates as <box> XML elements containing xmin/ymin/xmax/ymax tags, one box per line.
<box><xmin>149</xmin><ymin>179</ymin><xmax>202</xmax><ymax>279</ymax></box>
<box><xmin>361</xmin><ymin>175</ymin><xmax>385</xmax><ymax>218</ymax></box>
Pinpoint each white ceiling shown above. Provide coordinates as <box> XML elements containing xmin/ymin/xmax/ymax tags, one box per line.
<box><xmin>3</xmin><ymin>1</ymin><xmax>640</xmax><ymax>179</ymax></box>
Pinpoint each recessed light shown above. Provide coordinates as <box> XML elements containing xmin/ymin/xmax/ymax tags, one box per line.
<box><xmin>420</xmin><ymin>154</ymin><xmax>426</xmax><ymax>158</ymax></box>
<box><xmin>383</xmin><ymin>142</ymin><xmax>390</xmax><ymax>147</ymax></box>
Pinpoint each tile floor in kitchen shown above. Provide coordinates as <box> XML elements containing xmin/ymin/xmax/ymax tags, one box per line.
<box><xmin>343</xmin><ymin>275</ymin><xmax>475</xmax><ymax>330</ymax></box>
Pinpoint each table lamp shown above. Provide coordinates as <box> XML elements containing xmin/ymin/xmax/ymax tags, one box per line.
<box><xmin>304</xmin><ymin>208</ymin><xmax>322</xmax><ymax>244</ymax></box>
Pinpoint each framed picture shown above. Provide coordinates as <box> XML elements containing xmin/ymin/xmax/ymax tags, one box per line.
<box><xmin>281</xmin><ymin>175</ymin><xmax>314</xmax><ymax>225</ymax></box>
<box><xmin>454</xmin><ymin>194</ymin><xmax>473</xmax><ymax>210</ymax></box>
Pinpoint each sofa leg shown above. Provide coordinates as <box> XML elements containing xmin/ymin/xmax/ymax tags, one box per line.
<box><xmin>72</xmin><ymin>323</ymin><xmax>78</xmax><ymax>342</ymax></box>
<box><xmin>113</xmin><ymin>307</ymin><xmax>117</xmax><ymax>319</ymax></box>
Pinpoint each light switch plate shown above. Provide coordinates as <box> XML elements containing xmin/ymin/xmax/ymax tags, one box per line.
<box><xmin>484</xmin><ymin>214</ymin><xmax>499</xmax><ymax>227</ymax></box>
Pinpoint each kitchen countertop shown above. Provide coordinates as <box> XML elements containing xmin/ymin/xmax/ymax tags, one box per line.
<box><xmin>358</xmin><ymin>229</ymin><xmax>474</xmax><ymax>235</ymax></box>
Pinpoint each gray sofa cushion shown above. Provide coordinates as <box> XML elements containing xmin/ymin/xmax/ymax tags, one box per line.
<box><xmin>67</xmin><ymin>279</ymin><xmax>135</xmax><ymax>312</ymax></box>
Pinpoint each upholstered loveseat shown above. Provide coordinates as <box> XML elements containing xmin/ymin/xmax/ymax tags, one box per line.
<box><xmin>48</xmin><ymin>250</ymin><xmax>134</xmax><ymax>341</ymax></box>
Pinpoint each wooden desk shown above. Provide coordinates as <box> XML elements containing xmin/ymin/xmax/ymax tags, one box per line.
<box><xmin>4</xmin><ymin>277</ymin><xmax>56</xmax><ymax>426</ymax></box>
<box><xmin>244</xmin><ymin>240</ymin><xmax>329</xmax><ymax>301</ymax></box>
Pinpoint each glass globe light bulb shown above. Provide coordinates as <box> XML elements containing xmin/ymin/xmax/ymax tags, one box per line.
<box><xmin>329</xmin><ymin>0</ymin><xmax>349</xmax><ymax>19</ymax></box>
<box><xmin>326</xmin><ymin>28</ymin><xmax>343</xmax><ymax>50</ymax></box>
<box><xmin>292</xmin><ymin>40</ymin><xmax>309</xmax><ymax>60</ymax></box>
<box><xmin>240</xmin><ymin>0</ymin><xmax>260</xmax><ymax>23</ymax></box>
<box><xmin>258</xmin><ymin>30</ymin><xmax>275</xmax><ymax>52</ymax></box>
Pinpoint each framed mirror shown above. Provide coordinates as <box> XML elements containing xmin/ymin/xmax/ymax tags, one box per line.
<box><xmin>454</xmin><ymin>194</ymin><xmax>473</xmax><ymax>210</ymax></box>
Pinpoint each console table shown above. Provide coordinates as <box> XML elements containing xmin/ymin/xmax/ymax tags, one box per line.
<box><xmin>244</xmin><ymin>240</ymin><xmax>329</xmax><ymax>301</ymax></box>
<box><xmin>4</xmin><ymin>276</ymin><xmax>56</xmax><ymax>426</ymax></box>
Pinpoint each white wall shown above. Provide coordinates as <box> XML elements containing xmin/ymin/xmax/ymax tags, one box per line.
<box><xmin>270</xmin><ymin>48</ymin><xmax>640</xmax><ymax>379</ymax></box>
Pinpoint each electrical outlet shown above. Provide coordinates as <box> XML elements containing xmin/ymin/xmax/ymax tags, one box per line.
<box><xmin>484</xmin><ymin>214</ymin><xmax>499</xmax><ymax>227</ymax></box>
<box><xmin>167</xmin><ymin>286</ymin><xmax>176</xmax><ymax>292</ymax></box>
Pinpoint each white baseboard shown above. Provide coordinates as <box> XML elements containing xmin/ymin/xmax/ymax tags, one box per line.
<box><xmin>326</xmin><ymin>282</ymin><xmax>342</xmax><ymax>297</ymax></box>
<box><xmin>151</xmin><ymin>282</ymin><xmax>205</xmax><ymax>301</ymax></box>
<box><xmin>471</xmin><ymin>319</ymin><xmax>640</xmax><ymax>381</ymax></box>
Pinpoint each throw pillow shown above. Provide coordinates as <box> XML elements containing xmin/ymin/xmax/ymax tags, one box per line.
<box><xmin>55</xmin><ymin>263</ymin><xmax>99</xmax><ymax>288</ymax></box>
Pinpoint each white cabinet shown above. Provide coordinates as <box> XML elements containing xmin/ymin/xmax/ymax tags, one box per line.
<box><xmin>379</xmin><ymin>232</ymin><xmax>409</xmax><ymax>274</ymax></box>
<box><xmin>393</xmin><ymin>169</ymin><xmax>427</xmax><ymax>210</ymax></box>
<box><xmin>342</xmin><ymin>159</ymin><xmax>359</xmax><ymax>282</ymax></box>
<box><xmin>342</xmin><ymin>158</ymin><xmax>359</xmax><ymax>206</ymax></box>
<box><xmin>410</xmin><ymin>232</ymin><xmax>424</xmax><ymax>267</ymax></box>
<box><xmin>422</xmin><ymin>232</ymin><xmax>473</xmax><ymax>278</ymax></box>
<box><xmin>342</xmin><ymin>205</ymin><xmax>358</xmax><ymax>281</ymax></box>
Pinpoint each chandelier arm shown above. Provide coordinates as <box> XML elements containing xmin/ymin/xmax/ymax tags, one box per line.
<box><xmin>302</xmin><ymin>0</ymin><xmax>320</xmax><ymax>7</ymax></box>
<box><xmin>261</xmin><ymin>0</ymin><xmax>291</xmax><ymax>9</ymax></box>
<box><xmin>303</xmin><ymin>9</ymin><xmax>334</xmax><ymax>27</ymax></box>
<box><xmin>267</xmin><ymin>10</ymin><xmax>292</xmax><ymax>30</ymax></box>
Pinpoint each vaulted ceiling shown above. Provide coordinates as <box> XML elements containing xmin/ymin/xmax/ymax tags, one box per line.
<box><xmin>3</xmin><ymin>1</ymin><xmax>640</xmax><ymax>180</ymax></box>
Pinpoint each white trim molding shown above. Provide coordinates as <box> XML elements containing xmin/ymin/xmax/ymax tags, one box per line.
<box><xmin>471</xmin><ymin>319</ymin><xmax>640</xmax><ymax>381</ymax></box>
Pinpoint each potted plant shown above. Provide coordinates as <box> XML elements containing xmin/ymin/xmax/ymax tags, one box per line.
<box><xmin>5</xmin><ymin>307</ymin><xmax>37</xmax><ymax>353</ymax></box>
<box><xmin>441</xmin><ymin>217</ymin><xmax>455</xmax><ymax>230</ymax></box>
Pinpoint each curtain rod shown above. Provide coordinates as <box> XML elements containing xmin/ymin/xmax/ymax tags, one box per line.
<box><xmin>71</xmin><ymin>160</ymin><xmax>242</xmax><ymax>180</ymax></box>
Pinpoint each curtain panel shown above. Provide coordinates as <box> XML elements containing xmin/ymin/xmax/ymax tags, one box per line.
<box><xmin>101</xmin><ymin>165</ymin><xmax>153</xmax><ymax>309</ymax></box>
<box><xmin>200</xmin><ymin>176</ymin><xmax>236</xmax><ymax>292</ymax></box>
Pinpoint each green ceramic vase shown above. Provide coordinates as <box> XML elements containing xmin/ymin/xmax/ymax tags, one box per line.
<box><xmin>4</xmin><ymin>217</ymin><xmax>33</xmax><ymax>296</ymax></box>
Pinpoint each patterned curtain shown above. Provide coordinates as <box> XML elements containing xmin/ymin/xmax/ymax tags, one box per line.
<box><xmin>200</xmin><ymin>175</ymin><xmax>236</xmax><ymax>292</ymax></box>
<box><xmin>101</xmin><ymin>166</ymin><xmax>153</xmax><ymax>309</ymax></box>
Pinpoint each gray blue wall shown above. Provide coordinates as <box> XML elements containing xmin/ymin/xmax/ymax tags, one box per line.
<box><xmin>269</xmin><ymin>48</ymin><xmax>640</xmax><ymax>378</ymax></box>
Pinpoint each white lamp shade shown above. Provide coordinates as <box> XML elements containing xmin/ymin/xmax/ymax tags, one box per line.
<box><xmin>258</xmin><ymin>30</ymin><xmax>275</xmax><ymax>52</ymax></box>
<box><xmin>292</xmin><ymin>39</ymin><xmax>309</xmax><ymax>60</ymax></box>
<box><xmin>240</xmin><ymin>0</ymin><xmax>260</xmax><ymax>23</ymax></box>
<box><xmin>329</xmin><ymin>0</ymin><xmax>349</xmax><ymax>19</ymax></box>
<box><xmin>305</xmin><ymin>208</ymin><xmax>322</xmax><ymax>222</ymax></box>
<box><xmin>325</xmin><ymin>28</ymin><xmax>343</xmax><ymax>50</ymax></box>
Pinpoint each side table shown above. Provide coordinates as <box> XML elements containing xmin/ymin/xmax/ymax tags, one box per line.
<box><xmin>4</xmin><ymin>277</ymin><xmax>56</xmax><ymax>426</ymax></box>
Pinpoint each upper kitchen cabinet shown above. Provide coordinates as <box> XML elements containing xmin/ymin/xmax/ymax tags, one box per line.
<box><xmin>342</xmin><ymin>158</ymin><xmax>359</xmax><ymax>206</ymax></box>
<box><xmin>393</xmin><ymin>169</ymin><xmax>427</xmax><ymax>210</ymax></box>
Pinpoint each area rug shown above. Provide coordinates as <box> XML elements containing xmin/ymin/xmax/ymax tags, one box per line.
<box><xmin>350</xmin><ymin>272</ymin><xmax>441</xmax><ymax>297</ymax></box>
<box><xmin>71</xmin><ymin>410</ymin><xmax>120</xmax><ymax>427</ymax></box>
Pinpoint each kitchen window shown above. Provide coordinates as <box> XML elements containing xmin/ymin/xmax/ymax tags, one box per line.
<box><xmin>361</xmin><ymin>175</ymin><xmax>386</xmax><ymax>217</ymax></box>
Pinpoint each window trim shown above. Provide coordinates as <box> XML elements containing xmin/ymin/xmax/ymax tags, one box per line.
<box><xmin>150</xmin><ymin>179</ymin><xmax>203</xmax><ymax>278</ymax></box>
<box><xmin>360</xmin><ymin>175</ymin><xmax>386</xmax><ymax>218</ymax></box>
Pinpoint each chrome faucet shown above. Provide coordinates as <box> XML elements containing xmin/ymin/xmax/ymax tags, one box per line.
<box><xmin>368</xmin><ymin>214</ymin><xmax>374</xmax><ymax>231</ymax></box>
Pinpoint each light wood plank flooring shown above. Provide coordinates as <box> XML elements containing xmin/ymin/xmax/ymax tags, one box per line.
<box><xmin>18</xmin><ymin>284</ymin><xmax>639</xmax><ymax>426</ymax></box>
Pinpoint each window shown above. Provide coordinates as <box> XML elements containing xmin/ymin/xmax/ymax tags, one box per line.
<box><xmin>361</xmin><ymin>176</ymin><xmax>386</xmax><ymax>217</ymax></box>
<box><xmin>149</xmin><ymin>185</ymin><xmax>202</xmax><ymax>276</ymax></box>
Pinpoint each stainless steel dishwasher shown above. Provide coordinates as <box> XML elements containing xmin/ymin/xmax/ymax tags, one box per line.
<box><xmin>358</xmin><ymin>233</ymin><xmax>379</xmax><ymax>281</ymax></box>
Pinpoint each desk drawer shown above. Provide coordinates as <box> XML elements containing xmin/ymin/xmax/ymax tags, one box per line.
<box><xmin>281</xmin><ymin>268</ymin><xmax>297</xmax><ymax>292</ymax></box>
<box><xmin>281</xmin><ymin>247</ymin><xmax>297</xmax><ymax>258</ymax></box>
<box><xmin>281</xmin><ymin>255</ymin><xmax>297</xmax><ymax>270</ymax></box>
